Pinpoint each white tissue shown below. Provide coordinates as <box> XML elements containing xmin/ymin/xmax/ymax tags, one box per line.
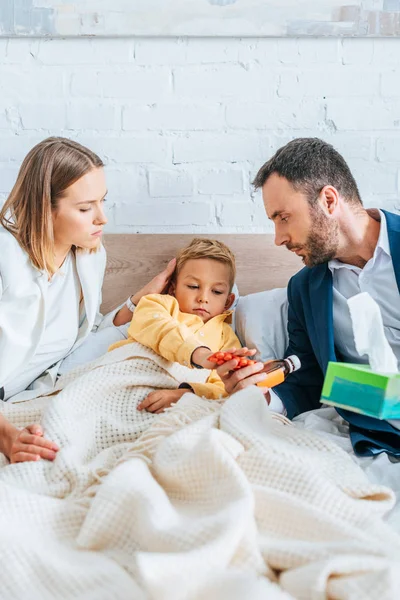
<box><xmin>347</xmin><ymin>292</ymin><xmax>398</xmax><ymax>374</ymax></box>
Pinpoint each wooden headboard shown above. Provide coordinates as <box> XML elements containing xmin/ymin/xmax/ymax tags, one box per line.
<box><xmin>101</xmin><ymin>234</ymin><xmax>301</xmax><ymax>314</ymax></box>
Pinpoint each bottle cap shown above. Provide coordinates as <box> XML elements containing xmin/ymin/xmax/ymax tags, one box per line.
<box><xmin>286</xmin><ymin>355</ymin><xmax>301</xmax><ymax>373</ymax></box>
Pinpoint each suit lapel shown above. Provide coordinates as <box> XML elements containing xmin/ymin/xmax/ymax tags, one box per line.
<box><xmin>384</xmin><ymin>210</ymin><xmax>400</xmax><ymax>294</ymax></box>
<box><xmin>309</xmin><ymin>264</ymin><xmax>336</xmax><ymax>373</ymax></box>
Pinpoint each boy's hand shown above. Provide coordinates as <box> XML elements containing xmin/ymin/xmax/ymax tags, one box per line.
<box><xmin>8</xmin><ymin>425</ymin><xmax>59</xmax><ymax>464</ymax></box>
<box><xmin>208</xmin><ymin>348</ymin><xmax>258</xmax><ymax>370</ymax></box>
<box><xmin>190</xmin><ymin>347</ymin><xmax>216</xmax><ymax>369</ymax></box>
<box><xmin>192</xmin><ymin>346</ymin><xmax>257</xmax><ymax>370</ymax></box>
<box><xmin>138</xmin><ymin>388</ymin><xmax>187</xmax><ymax>414</ymax></box>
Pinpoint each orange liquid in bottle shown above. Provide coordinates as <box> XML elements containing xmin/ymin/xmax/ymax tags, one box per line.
<box><xmin>256</xmin><ymin>355</ymin><xmax>301</xmax><ymax>388</ymax></box>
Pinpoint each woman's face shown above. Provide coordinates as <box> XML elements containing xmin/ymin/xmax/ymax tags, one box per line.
<box><xmin>52</xmin><ymin>167</ymin><xmax>108</xmax><ymax>251</ymax></box>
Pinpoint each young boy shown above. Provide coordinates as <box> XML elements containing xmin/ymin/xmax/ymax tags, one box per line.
<box><xmin>109</xmin><ymin>238</ymin><xmax>245</xmax><ymax>413</ymax></box>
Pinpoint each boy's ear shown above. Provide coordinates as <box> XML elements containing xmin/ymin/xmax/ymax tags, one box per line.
<box><xmin>225</xmin><ymin>293</ymin><xmax>235</xmax><ymax>310</ymax></box>
<box><xmin>168</xmin><ymin>281</ymin><xmax>176</xmax><ymax>296</ymax></box>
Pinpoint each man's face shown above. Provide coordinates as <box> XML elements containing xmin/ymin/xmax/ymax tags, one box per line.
<box><xmin>262</xmin><ymin>173</ymin><xmax>339</xmax><ymax>267</ymax></box>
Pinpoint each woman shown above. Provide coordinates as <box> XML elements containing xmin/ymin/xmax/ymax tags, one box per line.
<box><xmin>0</xmin><ymin>137</ymin><xmax>175</xmax><ymax>463</ymax></box>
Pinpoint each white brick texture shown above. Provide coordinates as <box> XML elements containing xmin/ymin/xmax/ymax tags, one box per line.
<box><xmin>0</xmin><ymin>37</ymin><xmax>399</xmax><ymax>232</ymax></box>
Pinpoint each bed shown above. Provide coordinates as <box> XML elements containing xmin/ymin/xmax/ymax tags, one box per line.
<box><xmin>0</xmin><ymin>234</ymin><xmax>399</xmax><ymax>600</ymax></box>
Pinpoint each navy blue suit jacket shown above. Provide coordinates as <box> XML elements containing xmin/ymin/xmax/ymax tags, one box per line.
<box><xmin>275</xmin><ymin>209</ymin><xmax>400</xmax><ymax>456</ymax></box>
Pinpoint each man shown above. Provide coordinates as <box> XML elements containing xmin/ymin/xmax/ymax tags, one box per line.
<box><xmin>218</xmin><ymin>137</ymin><xmax>399</xmax><ymax>456</ymax></box>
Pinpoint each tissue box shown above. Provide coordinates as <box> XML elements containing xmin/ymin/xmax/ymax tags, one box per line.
<box><xmin>321</xmin><ymin>362</ymin><xmax>400</xmax><ymax>419</ymax></box>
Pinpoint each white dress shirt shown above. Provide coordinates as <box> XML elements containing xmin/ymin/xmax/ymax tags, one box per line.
<box><xmin>329</xmin><ymin>210</ymin><xmax>400</xmax><ymax>367</ymax></box>
<box><xmin>329</xmin><ymin>210</ymin><xmax>400</xmax><ymax>430</ymax></box>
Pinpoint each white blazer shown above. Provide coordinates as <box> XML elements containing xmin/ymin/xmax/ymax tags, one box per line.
<box><xmin>0</xmin><ymin>227</ymin><xmax>120</xmax><ymax>400</ymax></box>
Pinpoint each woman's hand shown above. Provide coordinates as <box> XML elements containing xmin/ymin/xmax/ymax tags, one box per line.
<box><xmin>137</xmin><ymin>388</ymin><xmax>187</xmax><ymax>414</ymax></box>
<box><xmin>113</xmin><ymin>258</ymin><xmax>177</xmax><ymax>326</ymax></box>
<box><xmin>1</xmin><ymin>420</ymin><xmax>59</xmax><ymax>463</ymax></box>
<box><xmin>131</xmin><ymin>258</ymin><xmax>176</xmax><ymax>306</ymax></box>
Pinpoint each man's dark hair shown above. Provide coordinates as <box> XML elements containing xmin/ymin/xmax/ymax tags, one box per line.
<box><xmin>253</xmin><ymin>137</ymin><xmax>362</xmax><ymax>206</ymax></box>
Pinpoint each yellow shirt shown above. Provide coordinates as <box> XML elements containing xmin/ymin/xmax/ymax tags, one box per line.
<box><xmin>109</xmin><ymin>293</ymin><xmax>241</xmax><ymax>399</ymax></box>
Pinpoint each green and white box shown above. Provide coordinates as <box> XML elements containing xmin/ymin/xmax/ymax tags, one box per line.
<box><xmin>321</xmin><ymin>362</ymin><xmax>400</xmax><ymax>419</ymax></box>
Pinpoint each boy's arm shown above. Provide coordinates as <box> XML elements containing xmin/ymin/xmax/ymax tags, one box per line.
<box><xmin>127</xmin><ymin>294</ymin><xmax>207</xmax><ymax>365</ymax></box>
<box><xmin>186</xmin><ymin>323</ymin><xmax>242</xmax><ymax>399</ymax></box>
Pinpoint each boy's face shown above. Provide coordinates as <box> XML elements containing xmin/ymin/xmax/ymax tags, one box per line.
<box><xmin>171</xmin><ymin>258</ymin><xmax>234</xmax><ymax>323</ymax></box>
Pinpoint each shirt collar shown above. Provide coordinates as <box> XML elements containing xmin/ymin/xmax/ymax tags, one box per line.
<box><xmin>375</xmin><ymin>209</ymin><xmax>391</xmax><ymax>257</ymax></box>
<box><xmin>328</xmin><ymin>209</ymin><xmax>390</xmax><ymax>274</ymax></box>
<box><xmin>203</xmin><ymin>310</ymin><xmax>233</xmax><ymax>325</ymax></box>
<box><xmin>216</xmin><ymin>310</ymin><xmax>233</xmax><ymax>324</ymax></box>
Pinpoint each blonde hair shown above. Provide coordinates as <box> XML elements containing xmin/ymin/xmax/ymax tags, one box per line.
<box><xmin>0</xmin><ymin>137</ymin><xmax>104</xmax><ymax>276</ymax></box>
<box><xmin>174</xmin><ymin>238</ymin><xmax>236</xmax><ymax>291</ymax></box>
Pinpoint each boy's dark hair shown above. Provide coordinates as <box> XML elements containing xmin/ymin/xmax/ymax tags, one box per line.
<box><xmin>253</xmin><ymin>137</ymin><xmax>362</xmax><ymax>206</ymax></box>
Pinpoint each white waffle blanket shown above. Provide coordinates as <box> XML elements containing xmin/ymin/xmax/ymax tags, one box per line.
<box><xmin>0</xmin><ymin>343</ymin><xmax>399</xmax><ymax>600</ymax></box>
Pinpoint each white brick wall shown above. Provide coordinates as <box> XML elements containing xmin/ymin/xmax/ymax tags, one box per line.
<box><xmin>0</xmin><ymin>37</ymin><xmax>400</xmax><ymax>233</ymax></box>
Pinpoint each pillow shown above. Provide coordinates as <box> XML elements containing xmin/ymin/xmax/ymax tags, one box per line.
<box><xmin>234</xmin><ymin>288</ymin><xmax>289</xmax><ymax>361</ymax></box>
<box><xmin>231</xmin><ymin>282</ymin><xmax>240</xmax><ymax>310</ymax></box>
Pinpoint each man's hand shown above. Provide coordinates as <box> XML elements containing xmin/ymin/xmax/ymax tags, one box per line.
<box><xmin>216</xmin><ymin>347</ymin><xmax>271</xmax><ymax>400</ymax></box>
<box><xmin>138</xmin><ymin>388</ymin><xmax>187</xmax><ymax>414</ymax></box>
<box><xmin>7</xmin><ymin>424</ymin><xmax>59</xmax><ymax>464</ymax></box>
<box><xmin>131</xmin><ymin>258</ymin><xmax>177</xmax><ymax>306</ymax></box>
